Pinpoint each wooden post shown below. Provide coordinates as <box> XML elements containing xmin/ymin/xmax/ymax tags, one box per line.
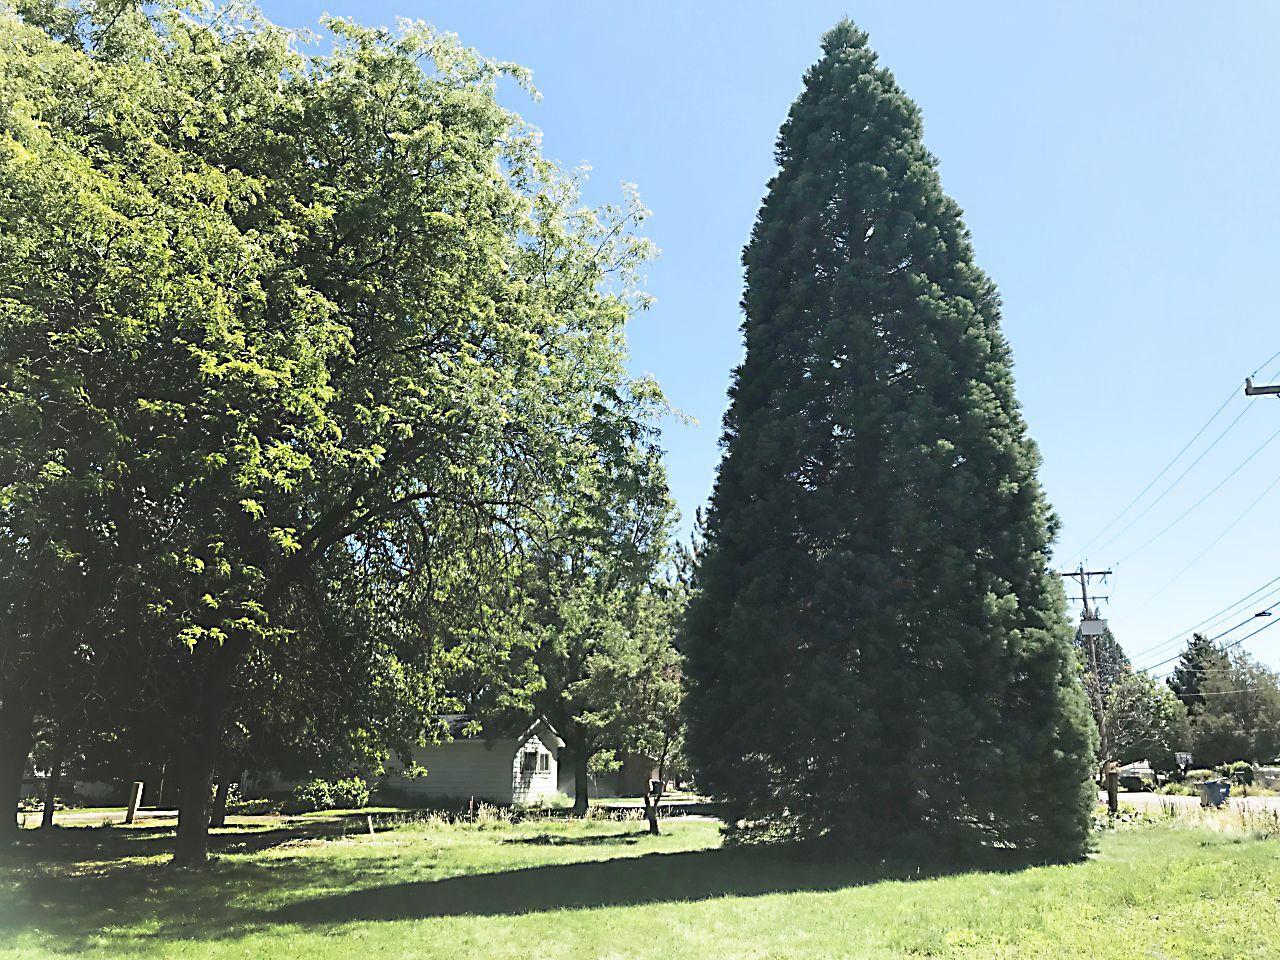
<box><xmin>125</xmin><ymin>781</ymin><xmax>144</xmax><ymax>825</ymax></box>
<box><xmin>1105</xmin><ymin>762</ymin><xmax>1119</xmax><ymax>815</ymax></box>
<box><xmin>366</xmin><ymin>814</ymin><xmax>375</xmax><ymax>836</ymax></box>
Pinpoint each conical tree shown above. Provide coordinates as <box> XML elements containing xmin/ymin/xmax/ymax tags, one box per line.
<box><xmin>683</xmin><ymin>21</ymin><xmax>1096</xmax><ymax>860</ymax></box>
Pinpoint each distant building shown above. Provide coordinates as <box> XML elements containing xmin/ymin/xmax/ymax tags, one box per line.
<box><xmin>382</xmin><ymin>715</ymin><xmax>563</xmax><ymax>806</ymax></box>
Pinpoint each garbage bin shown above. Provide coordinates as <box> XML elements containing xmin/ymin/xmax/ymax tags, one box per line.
<box><xmin>1198</xmin><ymin>778</ymin><xmax>1231</xmax><ymax>808</ymax></box>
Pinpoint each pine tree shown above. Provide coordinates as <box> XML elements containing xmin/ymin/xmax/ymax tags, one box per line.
<box><xmin>682</xmin><ymin>21</ymin><xmax>1096</xmax><ymax>860</ymax></box>
<box><xmin>1076</xmin><ymin>627</ymin><xmax>1130</xmax><ymax>702</ymax></box>
<box><xmin>1168</xmin><ymin>633</ymin><xmax>1228</xmax><ymax>717</ymax></box>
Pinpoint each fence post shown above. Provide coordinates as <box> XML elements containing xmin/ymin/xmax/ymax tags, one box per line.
<box><xmin>125</xmin><ymin>781</ymin><xmax>144</xmax><ymax>825</ymax></box>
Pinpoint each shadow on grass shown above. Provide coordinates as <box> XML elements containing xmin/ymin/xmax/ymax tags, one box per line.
<box><xmin>2</xmin><ymin>818</ymin><xmax>1044</xmax><ymax>953</ymax></box>
<box><xmin>265</xmin><ymin>844</ymin><xmax>1034</xmax><ymax>925</ymax></box>
<box><xmin>4</xmin><ymin>812</ymin><xmax>378</xmax><ymax>866</ymax></box>
<box><xmin>1</xmin><ymin>821</ymin><xmax>402</xmax><ymax>953</ymax></box>
<box><xmin>502</xmin><ymin>831</ymin><xmax>647</xmax><ymax>847</ymax></box>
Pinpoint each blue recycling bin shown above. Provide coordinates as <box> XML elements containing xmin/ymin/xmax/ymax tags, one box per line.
<box><xmin>1197</xmin><ymin>779</ymin><xmax>1231</xmax><ymax>808</ymax></box>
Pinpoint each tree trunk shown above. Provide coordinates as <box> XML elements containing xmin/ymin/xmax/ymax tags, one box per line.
<box><xmin>1105</xmin><ymin>761</ymin><xmax>1119</xmax><ymax>815</ymax></box>
<box><xmin>572</xmin><ymin>750</ymin><xmax>590</xmax><ymax>817</ymax></box>
<box><xmin>209</xmin><ymin>777</ymin><xmax>229</xmax><ymax>829</ymax></box>
<box><xmin>171</xmin><ymin>644</ymin><xmax>238</xmax><ymax>867</ymax></box>
<box><xmin>0</xmin><ymin>720</ymin><xmax>32</xmax><ymax>841</ymax></box>
<box><xmin>643</xmin><ymin>784</ymin><xmax>662</xmax><ymax>836</ymax></box>
<box><xmin>40</xmin><ymin>740</ymin><xmax>65</xmax><ymax>829</ymax></box>
<box><xmin>173</xmin><ymin>747</ymin><xmax>215</xmax><ymax>866</ymax></box>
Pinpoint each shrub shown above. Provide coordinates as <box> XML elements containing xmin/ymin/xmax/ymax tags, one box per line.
<box><xmin>1157</xmin><ymin>783</ymin><xmax>1196</xmax><ymax>796</ymax></box>
<box><xmin>1218</xmin><ymin>761</ymin><xmax>1254</xmax><ymax>786</ymax></box>
<box><xmin>287</xmin><ymin>777</ymin><xmax>369</xmax><ymax>813</ymax></box>
<box><xmin>330</xmin><ymin>777</ymin><xmax>370</xmax><ymax>809</ymax></box>
<box><xmin>1185</xmin><ymin>769</ymin><xmax>1216</xmax><ymax>783</ymax></box>
<box><xmin>227</xmin><ymin>797</ymin><xmax>281</xmax><ymax>816</ymax></box>
<box><xmin>289</xmin><ymin>779</ymin><xmax>333</xmax><ymax>813</ymax></box>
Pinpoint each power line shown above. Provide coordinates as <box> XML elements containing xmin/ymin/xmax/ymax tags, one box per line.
<box><xmin>1142</xmin><ymin>612</ymin><xmax>1265</xmax><ymax>674</ymax></box>
<box><xmin>1072</xmin><ymin>384</ymin><xmax>1239</xmax><ymax>556</ymax></box>
<box><xmin>1124</xmin><ymin>575</ymin><xmax>1280</xmax><ymax>665</ymax></box>
<box><xmin>1116</xmin><ymin>422</ymin><xmax>1280</xmax><ymax>564</ymax></box>
<box><xmin>1091</xmin><ymin>403</ymin><xmax>1255</xmax><ymax>557</ymax></box>
<box><xmin>1126</xmin><ymin>570</ymin><xmax>1280</xmax><ymax>660</ymax></box>
<box><xmin>1180</xmin><ymin>686</ymin><xmax>1276</xmax><ymax>697</ymax></box>
<box><xmin>1144</xmin><ymin>610</ymin><xmax>1280</xmax><ymax>676</ymax></box>
<box><xmin>1253</xmin><ymin>347</ymin><xmax>1280</xmax><ymax>378</ymax></box>
<box><xmin>1126</xmin><ymin>471</ymin><xmax>1280</xmax><ymax>613</ymax></box>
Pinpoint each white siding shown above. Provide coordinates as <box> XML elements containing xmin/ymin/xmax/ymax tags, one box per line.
<box><xmin>382</xmin><ymin>720</ymin><xmax>562</xmax><ymax>806</ymax></box>
<box><xmin>511</xmin><ymin>732</ymin><xmax>559</xmax><ymax>804</ymax></box>
<box><xmin>386</xmin><ymin>739</ymin><xmax>521</xmax><ymax>804</ymax></box>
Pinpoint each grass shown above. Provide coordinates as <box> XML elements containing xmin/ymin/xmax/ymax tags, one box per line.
<box><xmin>2</xmin><ymin>810</ymin><xmax>1279</xmax><ymax>959</ymax></box>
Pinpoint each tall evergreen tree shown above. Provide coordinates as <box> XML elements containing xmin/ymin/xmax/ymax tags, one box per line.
<box><xmin>682</xmin><ymin>21</ymin><xmax>1096</xmax><ymax>859</ymax></box>
<box><xmin>1167</xmin><ymin>633</ymin><xmax>1229</xmax><ymax>717</ymax></box>
<box><xmin>1076</xmin><ymin>625</ymin><xmax>1131</xmax><ymax>763</ymax></box>
<box><xmin>1076</xmin><ymin>627</ymin><xmax>1130</xmax><ymax>701</ymax></box>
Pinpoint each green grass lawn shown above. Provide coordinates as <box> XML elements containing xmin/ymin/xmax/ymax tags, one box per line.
<box><xmin>2</xmin><ymin>811</ymin><xmax>1278</xmax><ymax>959</ymax></box>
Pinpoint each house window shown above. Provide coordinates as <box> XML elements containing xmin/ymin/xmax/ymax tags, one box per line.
<box><xmin>521</xmin><ymin>750</ymin><xmax>538</xmax><ymax>773</ymax></box>
<box><xmin>538</xmin><ymin>752</ymin><xmax>550</xmax><ymax>772</ymax></box>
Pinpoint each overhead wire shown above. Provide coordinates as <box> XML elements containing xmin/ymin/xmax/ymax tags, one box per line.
<box><xmin>1075</xmin><ymin>349</ymin><xmax>1280</xmax><ymax>563</ymax></box>
<box><xmin>1143</xmin><ymin>609</ymin><xmax>1280</xmax><ymax>676</ymax></box>
<box><xmin>1124</xmin><ymin>574</ymin><xmax>1280</xmax><ymax>666</ymax></box>
<box><xmin>1071</xmin><ymin>385</ymin><xmax>1239</xmax><ymax>556</ymax></box>
<box><xmin>1115</xmin><ymin>422</ymin><xmax>1280</xmax><ymax>564</ymax></box>
<box><xmin>1125</xmin><ymin>471</ymin><xmax>1280</xmax><ymax>613</ymax></box>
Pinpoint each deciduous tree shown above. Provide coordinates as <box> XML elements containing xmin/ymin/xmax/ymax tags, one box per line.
<box><xmin>2</xmin><ymin>0</ymin><xmax>658</xmax><ymax>862</ymax></box>
<box><xmin>1104</xmin><ymin>671</ymin><xmax>1189</xmax><ymax>772</ymax></box>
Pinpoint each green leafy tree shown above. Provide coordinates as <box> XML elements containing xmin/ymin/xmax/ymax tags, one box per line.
<box><xmin>520</xmin><ymin>443</ymin><xmax>677</xmax><ymax>814</ymax></box>
<box><xmin>682</xmin><ymin>21</ymin><xmax>1096</xmax><ymax>859</ymax></box>
<box><xmin>1103</xmin><ymin>671</ymin><xmax>1189</xmax><ymax>772</ymax></box>
<box><xmin>1189</xmin><ymin>652</ymin><xmax>1280</xmax><ymax>765</ymax></box>
<box><xmin>2</xmin><ymin>0</ymin><xmax>658</xmax><ymax>862</ymax></box>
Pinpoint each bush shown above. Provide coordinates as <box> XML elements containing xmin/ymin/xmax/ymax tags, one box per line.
<box><xmin>1218</xmin><ymin>761</ymin><xmax>1254</xmax><ymax>786</ymax></box>
<box><xmin>287</xmin><ymin>777</ymin><xmax>369</xmax><ymax>813</ymax></box>
<box><xmin>1157</xmin><ymin>783</ymin><xmax>1196</xmax><ymax>796</ymax></box>
<box><xmin>227</xmin><ymin>797</ymin><xmax>281</xmax><ymax>816</ymax></box>
<box><xmin>330</xmin><ymin>777</ymin><xmax>370</xmax><ymax>809</ymax></box>
<box><xmin>1185</xmin><ymin>769</ymin><xmax>1216</xmax><ymax>783</ymax></box>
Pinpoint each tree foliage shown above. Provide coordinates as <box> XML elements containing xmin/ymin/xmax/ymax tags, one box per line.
<box><xmin>1103</xmin><ymin>671</ymin><xmax>1188</xmax><ymax>771</ymax></box>
<box><xmin>516</xmin><ymin>442</ymin><xmax>680</xmax><ymax>813</ymax></box>
<box><xmin>1168</xmin><ymin>633</ymin><xmax>1229</xmax><ymax>717</ymax></box>
<box><xmin>682</xmin><ymin>21</ymin><xmax>1095</xmax><ymax>859</ymax></box>
<box><xmin>1</xmin><ymin>0</ymin><xmax>662</xmax><ymax>857</ymax></box>
<box><xmin>1187</xmin><ymin>652</ymin><xmax>1280</xmax><ymax>766</ymax></box>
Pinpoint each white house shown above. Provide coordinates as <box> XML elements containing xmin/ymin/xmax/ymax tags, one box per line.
<box><xmin>382</xmin><ymin>715</ymin><xmax>563</xmax><ymax>805</ymax></box>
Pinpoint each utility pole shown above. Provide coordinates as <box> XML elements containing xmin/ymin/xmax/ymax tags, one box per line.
<box><xmin>1245</xmin><ymin>377</ymin><xmax>1280</xmax><ymax>398</ymax></box>
<box><xmin>1060</xmin><ymin>565</ymin><xmax>1118</xmax><ymax>812</ymax></box>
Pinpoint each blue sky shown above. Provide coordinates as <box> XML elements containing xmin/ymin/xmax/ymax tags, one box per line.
<box><xmin>262</xmin><ymin>0</ymin><xmax>1280</xmax><ymax>671</ymax></box>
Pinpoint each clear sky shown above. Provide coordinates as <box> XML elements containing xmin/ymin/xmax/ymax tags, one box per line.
<box><xmin>260</xmin><ymin>0</ymin><xmax>1280</xmax><ymax>672</ymax></box>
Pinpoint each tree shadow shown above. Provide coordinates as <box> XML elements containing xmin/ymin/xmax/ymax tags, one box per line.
<box><xmin>3</xmin><ymin>812</ymin><xmax>380</xmax><ymax>868</ymax></box>
<box><xmin>1</xmin><ymin>822</ymin><xmax>396</xmax><ymax>953</ymax></box>
<box><xmin>266</xmin><ymin>844</ymin><xmax>1034</xmax><ymax>925</ymax></box>
<box><xmin>3</xmin><ymin>819</ymin><xmax>1046</xmax><ymax>953</ymax></box>
<box><xmin>502</xmin><ymin>831</ymin><xmax>647</xmax><ymax>847</ymax></box>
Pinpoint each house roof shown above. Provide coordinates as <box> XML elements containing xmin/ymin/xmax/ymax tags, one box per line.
<box><xmin>434</xmin><ymin>714</ymin><xmax>563</xmax><ymax>748</ymax></box>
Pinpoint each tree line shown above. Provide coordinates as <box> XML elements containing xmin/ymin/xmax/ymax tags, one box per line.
<box><xmin>10</xmin><ymin>3</ymin><xmax>1228</xmax><ymax>871</ymax></box>
<box><xmin>1084</xmin><ymin>628</ymin><xmax>1280</xmax><ymax>773</ymax></box>
<box><xmin>1</xmin><ymin>0</ymin><xmax>685</xmax><ymax>864</ymax></box>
